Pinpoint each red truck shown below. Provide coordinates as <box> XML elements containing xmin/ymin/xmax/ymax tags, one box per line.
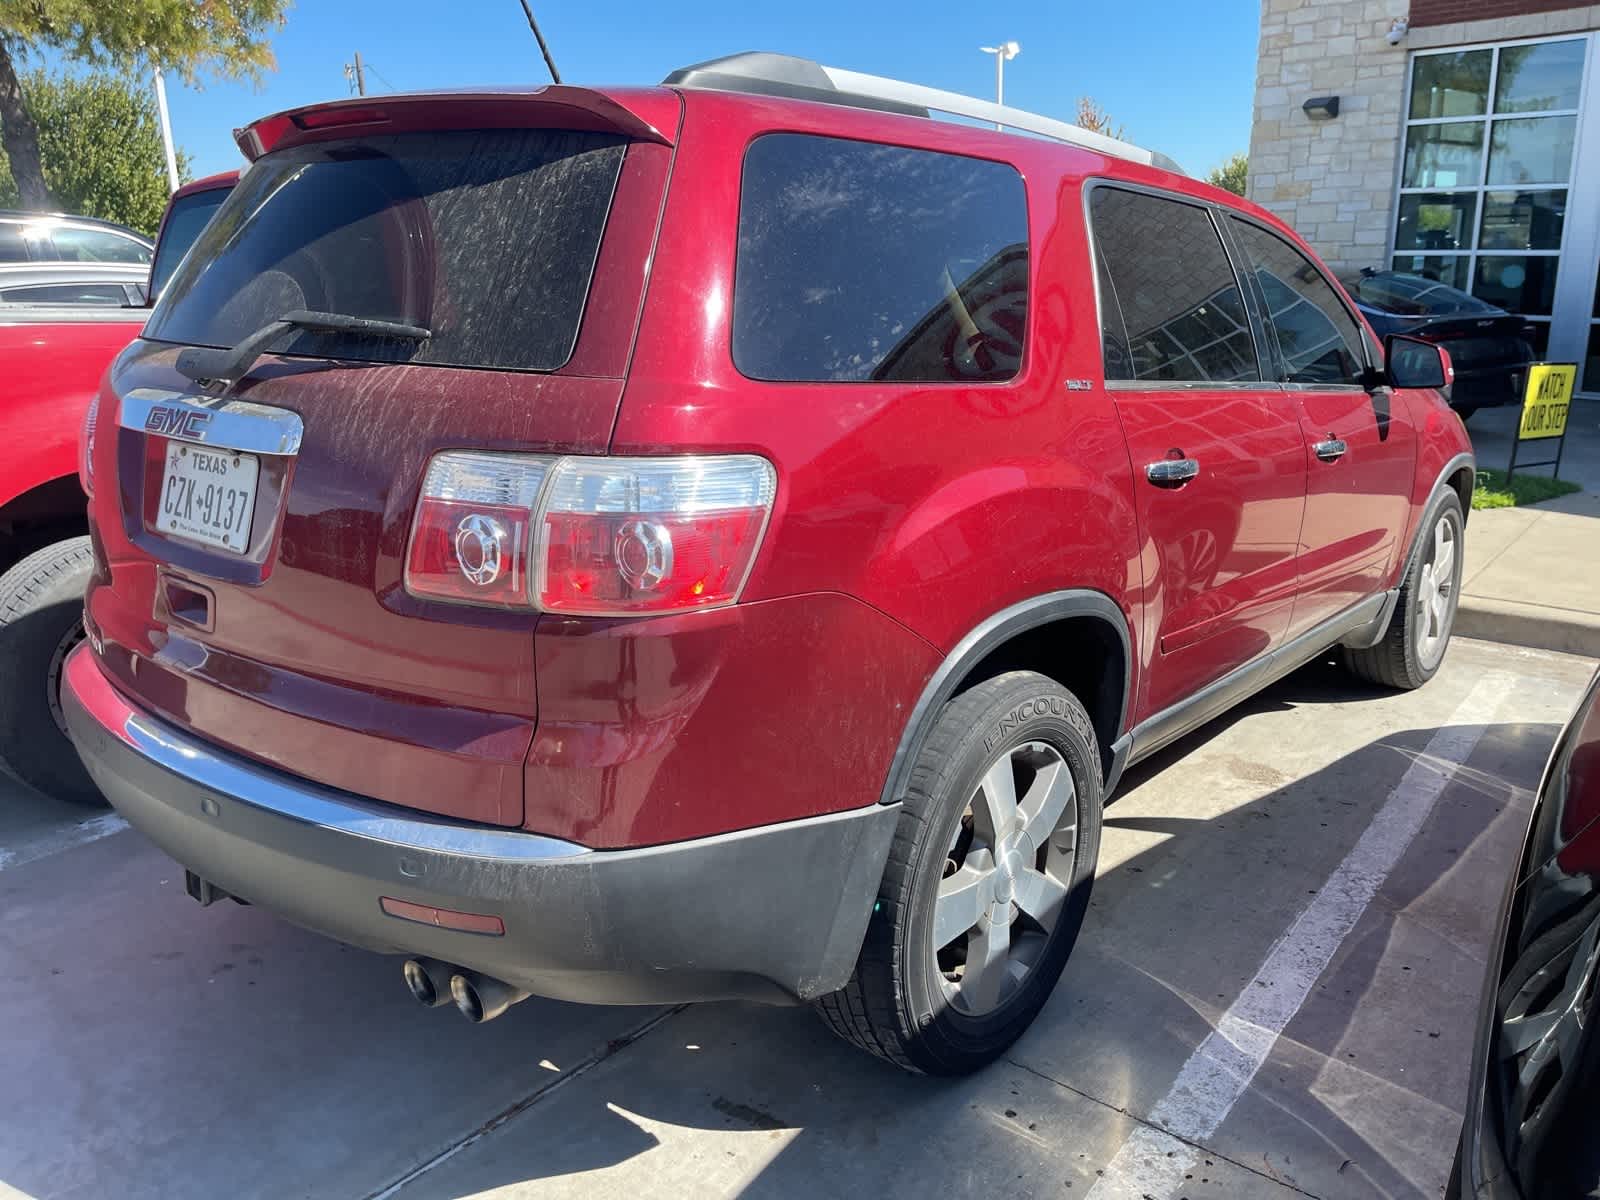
<box><xmin>0</xmin><ymin>171</ymin><xmax>235</xmax><ymax>802</ymax></box>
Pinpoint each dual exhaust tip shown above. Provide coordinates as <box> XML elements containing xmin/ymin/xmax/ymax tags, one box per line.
<box><xmin>403</xmin><ymin>957</ymin><xmax>529</xmax><ymax>1023</ymax></box>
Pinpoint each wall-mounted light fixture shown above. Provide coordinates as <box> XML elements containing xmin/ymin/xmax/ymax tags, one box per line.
<box><xmin>1302</xmin><ymin>96</ymin><xmax>1341</xmax><ymax>120</ymax></box>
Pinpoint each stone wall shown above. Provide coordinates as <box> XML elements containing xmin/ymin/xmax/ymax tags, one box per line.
<box><xmin>1247</xmin><ymin>0</ymin><xmax>1412</xmax><ymax>278</ymax></box>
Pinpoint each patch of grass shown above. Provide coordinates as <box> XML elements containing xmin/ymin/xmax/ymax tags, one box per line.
<box><xmin>1473</xmin><ymin>467</ymin><xmax>1581</xmax><ymax>510</ymax></box>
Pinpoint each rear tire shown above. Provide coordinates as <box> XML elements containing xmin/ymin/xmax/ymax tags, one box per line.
<box><xmin>1343</xmin><ymin>491</ymin><xmax>1464</xmax><ymax>690</ymax></box>
<box><xmin>814</xmin><ymin>671</ymin><xmax>1102</xmax><ymax>1074</ymax></box>
<box><xmin>0</xmin><ymin>537</ymin><xmax>102</xmax><ymax>804</ymax></box>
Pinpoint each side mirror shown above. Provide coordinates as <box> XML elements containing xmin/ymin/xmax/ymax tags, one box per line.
<box><xmin>1385</xmin><ymin>334</ymin><xmax>1453</xmax><ymax>399</ymax></box>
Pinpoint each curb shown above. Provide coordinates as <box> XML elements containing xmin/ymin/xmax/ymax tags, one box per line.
<box><xmin>1456</xmin><ymin>594</ymin><xmax>1600</xmax><ymax>660</ymax></box>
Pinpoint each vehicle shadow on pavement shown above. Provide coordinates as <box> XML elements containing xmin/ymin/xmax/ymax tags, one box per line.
<box><xmin>0</xmin><ymin>661</ymin><xmax>1562</xmax><ymax>1200</ymax></box>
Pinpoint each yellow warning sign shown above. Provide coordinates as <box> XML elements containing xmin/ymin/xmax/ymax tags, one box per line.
<box><xmin>1519</xmin><ymin>364</ymin><xmax>1574</xmax><ymax>440</ymax></box>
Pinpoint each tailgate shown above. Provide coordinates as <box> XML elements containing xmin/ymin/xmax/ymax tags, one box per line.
<box><xmin>88</xmin><ymin>105</ymin><xmax>676</xmax><ymax>827</ymax></box>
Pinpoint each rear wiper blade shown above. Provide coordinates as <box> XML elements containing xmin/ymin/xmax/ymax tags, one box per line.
<box><xmin>174</xmin><ymin>309</ymin><xmax>431</xmax><ymax>384</ymax></box>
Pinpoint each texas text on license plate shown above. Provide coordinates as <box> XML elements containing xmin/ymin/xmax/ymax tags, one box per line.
<box><xmin>158</xmin><ymin>441</ymin><xmax>260</xmax><ymax>554</ymax></box>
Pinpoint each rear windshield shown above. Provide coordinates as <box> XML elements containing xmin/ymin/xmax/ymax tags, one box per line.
<box><xmin>146</xmin><ymin>128</ymin><xmax>627</xmax><ymax>372</ymax></box>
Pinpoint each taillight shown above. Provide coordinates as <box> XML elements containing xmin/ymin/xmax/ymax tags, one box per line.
<box><xmin>404</xmin><ymin>452</ymin><xmax>552</xmax><ymax>608</ymax></box>
<box><xmin>78</xmin><ymin>395</ymin><xmax>100</xmax><ymax>497</ymax></box>
<box><xmin>536</xmin><ymin>456</ymin><xmax>776</xmax><ymax>615</ymax></box>
<box><xmin>403</xmin><ymin>452</ymin><xmax>776</xmax><ymax>616</ymax></box>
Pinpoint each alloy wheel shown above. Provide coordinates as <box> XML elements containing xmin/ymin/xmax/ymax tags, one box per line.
<box><xmin>1415</xmin><ymin>512</ymin><xmax>1458</xmax><ymax>671</ymax></box>
<box><xmin>1497</xmin><ymin>905</ymin><xmax>1600</xmax><ymax>1178</ymax></box>
<box><xmin>933</xmin><ymin>740</ymin><xmax>1077</xmax><ymax>1016</ymax></box>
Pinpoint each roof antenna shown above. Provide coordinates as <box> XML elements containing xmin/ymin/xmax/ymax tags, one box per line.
<box><xmin>516</xmin><ymin>0</ymin><xmax>562</xmax><ymax>83</ymax></box>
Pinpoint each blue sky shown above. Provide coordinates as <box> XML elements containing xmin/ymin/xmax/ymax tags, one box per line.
<box><xmin>54</xmin><ymin>0</ymin><xmax>1260</xmax><ymax>180</ymax></box>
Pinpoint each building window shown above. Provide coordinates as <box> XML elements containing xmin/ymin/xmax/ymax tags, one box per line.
<box><xmin>1395</xmin><ymin>38</ymin><xmax>1587</xmax><ymax>355</ymax></box>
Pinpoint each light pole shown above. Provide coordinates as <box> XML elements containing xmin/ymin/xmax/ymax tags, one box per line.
<box><xmin>979</xmin><ymin>40</ymin><xmax>1020</xmax><ymax>128</ymax></box>
<box><xmin>153</xmin><ymin>69</ymin><xmax>179</xmax><ymax>195</ymax></box>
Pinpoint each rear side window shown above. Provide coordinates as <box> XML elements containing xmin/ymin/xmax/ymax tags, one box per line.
<box><xmin>51</xmin><ymin>226</ymin><xmax>150</xmax><ymax>264</ymax></box>
<box><xmin>734</xmin><ymin>133</ymin><xmax>1028</xmax><ymax>383</ymax></box>
<box><xmin>0</xmin><ymin>225</ymin><xmax>26</xmax><ymax>262</ymax></box>
<box><xmin>150</xmin><ymin>188</ymin><xmax>231</xmax><ymax>299</ymax></box>
<box><xmin>1228</xmin><ymin>219</ymin><xmax>1366</xmax><ymax>386</ymax></box>
<box><xmin>147</xmin><ymin>129</ymin><xmax>627</xmax><ymax>373</ymax></box>
<box><xmin>1091</xmin><ymin>187</ymin><xmax>1258</xmax><ymax>384</ymax></box>
<box><xmin>0</xmin><ymin>282</ymin><xmax>131</xmax><ymax>305</ymax></box>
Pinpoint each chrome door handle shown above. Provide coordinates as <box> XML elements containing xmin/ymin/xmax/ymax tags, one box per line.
<box><xmin>1313</xmin><ymin>438</ymin><xmax>1348</xmax><ymax>462</ymax></box>
<box><xmin>1145</xmin><ymin>458</ymin><xmax>1200</xmax><ymax>487</ymax></box>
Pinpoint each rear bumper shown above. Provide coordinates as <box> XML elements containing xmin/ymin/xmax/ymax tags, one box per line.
<box><xmin>62</xmin><ymin>645</ymin><xmax>897</xmax><ymax>1006</ymax></box>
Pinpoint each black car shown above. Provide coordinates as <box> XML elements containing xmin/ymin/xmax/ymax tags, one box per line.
<box><xmin>1347</xmin><ymin>271</ymin><xmax>1535</xmax><ymax>419</ymax></box>
<box><xmin>1450</xmin><ymin>666</ymin><xmax>1600</xmax><ymax>1198</ymax></box>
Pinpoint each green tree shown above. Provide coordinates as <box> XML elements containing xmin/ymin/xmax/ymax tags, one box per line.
<box><xmin>0</xmin><ymin>0</ymin><xmax>286</xmax><ymax>210</ymax></box>
<box><xmin>1207</xmin><ymin>152</ymin><xmax>1248</xmax><ymax>196</ymax></box>
<box><xmin>0</xmin><ymin>70</ymin><xmax>188</xmax><ymax>232</ymax></box>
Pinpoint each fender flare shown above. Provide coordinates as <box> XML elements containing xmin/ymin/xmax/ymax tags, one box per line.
<box><xmin>1403</xmin><ymin>451</ymin><xmax>1475</xmax><ymax>584</ymax></box>
<box><xmin>1345</xmin><ymin>451</ymin><xmax>1475</xmax><ymax>650</ymax></box>
<box><xmin>876</xmin><ymin>589</ymin><xmax>1132</xmax><ymax>805</ymax></box>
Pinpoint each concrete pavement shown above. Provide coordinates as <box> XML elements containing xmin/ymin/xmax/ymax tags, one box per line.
<box><xmin>2</xmin><ymin>637</ymin><xmax>1593</xmax><ymax>1200</ymax></box>
<box><xmin>1460</xmin><ymin>398</ymin><xmax>1600</xmax><ymax>658</ymax></box>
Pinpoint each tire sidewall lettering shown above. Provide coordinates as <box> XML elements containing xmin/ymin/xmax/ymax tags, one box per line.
<box><xmin>984</xmin><ymin>695</ymin><xmax>1069</xmax><ymax>753</ymax></box>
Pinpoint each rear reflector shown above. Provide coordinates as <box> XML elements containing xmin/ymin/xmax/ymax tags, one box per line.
<box><xmin>380</xmin><ymin>896</ymin><xmax>506</xmax><ymax>936</ymax></box>
<box><xmin>404</xmin><ymin>452</ymin><xmax>776</xmax><ymax>616</ymax></box>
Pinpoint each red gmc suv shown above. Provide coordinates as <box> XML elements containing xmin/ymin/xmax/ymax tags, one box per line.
<box><xmin>62</xmin><ymin>54</ymin><xmax>1473</xmax><ymax>1074</ymax></box>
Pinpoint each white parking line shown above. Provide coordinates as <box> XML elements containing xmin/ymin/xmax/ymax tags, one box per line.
<box><xmin>1084</xmin><ymin>672</ymin><xmax>1512</xmax><ymax>1200</ymax></box>
<box><xmin>0</xmin><ymin>813</ymin><xmax>128</xmax><ymax>873</ymax></box>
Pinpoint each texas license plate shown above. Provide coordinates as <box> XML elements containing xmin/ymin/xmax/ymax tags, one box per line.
<box><xmin>157</xmin><ymin>441</ymin><xmax>260</xmax><ymax>554</ymax></box>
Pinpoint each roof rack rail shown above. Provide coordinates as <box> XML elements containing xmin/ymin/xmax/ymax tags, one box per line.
<box><xmin>661</xmin><ymin>52</ymin><xmax>1186</xmax><ymax>176</ymax></box>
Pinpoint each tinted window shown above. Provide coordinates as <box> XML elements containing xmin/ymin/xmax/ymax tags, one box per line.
<box><xmin>0</xmin><ymin>282</ymin><xmax>130</xmax><ymax>305</ymax></box>
<box><xmin>1229</xmin><ymin>219</ymin><xmax>1366</xmax><ymax>385</ymax></box>
<box><xmin>0</xmin><ymin>225</ymin><xmax>26</xmax><ymax>262</ymax></box>
<box><xmin>51</xmin><ymin>226</ymin><xmax>151</xmax><ymax>264</ymax></box>
<box><xmin>148</xmin><ymin>129</ymin><xmax>627</xmax><ymax>373</ymax></box>
<box><xmin>734</xmin><ymin>133</ymin><xmax>1028</xmax><ymax>383</ymax></box>
<box><xmin>150</xmin><ymin>188</ymin><xmax>231</xmax><ymax>299</ymax></box>
<box><xmin>1091</xmin><ymin>187</ymin><xmax>1258</xmax><ymax>384</ymax></box>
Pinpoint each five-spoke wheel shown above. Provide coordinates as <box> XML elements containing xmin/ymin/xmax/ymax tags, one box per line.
<box><xmin>934</xmin><ymin>741</ymin><xmax>1077</xmax><ymax>1016</ymax></box>
<box><xmin>815</xmin><ymin>671</ymin><xmax>1102</xmax><ymax>1074</ymax></box>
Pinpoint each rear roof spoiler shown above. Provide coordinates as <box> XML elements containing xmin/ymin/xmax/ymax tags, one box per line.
<box><xmin>234</xmin><ymin>86</ymin><xmax>677</xmax><ymax>160</ymax></box>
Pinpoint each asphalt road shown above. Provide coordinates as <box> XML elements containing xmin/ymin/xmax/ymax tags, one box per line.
<box><xmin>1</xmin><ymin>637</ymin><xmax>1593</xmax><ymax>1200</ymax></box>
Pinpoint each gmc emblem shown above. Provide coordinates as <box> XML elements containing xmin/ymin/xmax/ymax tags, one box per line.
<box><xmin>144</xmin><ymin>407</ymin><xmax>213</xmax><ymax>440</ymax></box>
